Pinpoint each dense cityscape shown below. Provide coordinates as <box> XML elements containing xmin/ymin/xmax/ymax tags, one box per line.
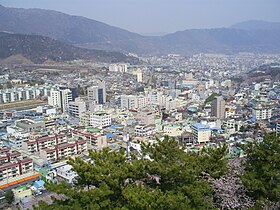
<box><xmin>0</xmin><ymin>1</ymin><xmax>280</xmax><ymax>210</ymax></box>
<box><xmin>0</xmin><ymin>52</ymin><xmax>279</xmax><ymax>209</ymax></box>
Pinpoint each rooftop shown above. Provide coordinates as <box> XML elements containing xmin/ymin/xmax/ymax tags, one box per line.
<box><xmin>192</xmin><ymin>123</ymin><xmax>210</xmax><ymax>130</ymax></box>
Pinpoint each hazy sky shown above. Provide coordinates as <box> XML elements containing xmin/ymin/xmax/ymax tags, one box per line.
<box><xmin>1</xmin><ymin>0</ymin><xmax>280</xmax><ymax>35</ymax></box>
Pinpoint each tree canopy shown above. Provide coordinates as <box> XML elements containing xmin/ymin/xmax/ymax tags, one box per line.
<box><xmin>35</xmin><ymin>133</ymin><xmax>280</xmax><ymax>209</ymax></box>
<box><xmin>241</xmin><ymin>132</ymin><xmax>280</xmax><ymax>203</ymax></box>
<box><xmin>4</xmin><ymin>190</ymin><xmax>14</xmax><ymax>204</ymax></box>
<box><xmin>36</xmin><ymin>136</ymin><xmax>229</xmax><ymax>210</ymax></box>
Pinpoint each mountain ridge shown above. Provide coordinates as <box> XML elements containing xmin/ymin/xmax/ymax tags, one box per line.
<box><xmin>0</xmin><ymin>32</ymin><xmax>139</xmax><ymax>64</ymax></box>
<box><xmin>1</xmin><ymin>5</ymin><xmax>280</xmax><ymax>55</ymax></box>
<box><xmin>231</xmin><ymin>20</ymin><xmax>280</xmax><ymax>30</ymax></box>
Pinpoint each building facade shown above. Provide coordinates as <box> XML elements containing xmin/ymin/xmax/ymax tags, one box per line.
<box><xmin>252</xmin><ymin>107</ymin><xmax>272</xmax><ymax>120</ymax></box>
<box><xmin>0</xmin><ymin>158</ymin><xmax>33</xmax><ymax>182</ymax></box>
<box><xmin>89</xmin><ymin>112</ymin><xmax>111</xmax><ymax>128</ymax></box>
<box><xmin>68</xmin><ymin>98</ymin><xmax>87</xmax><ymax>118</ymax></box>
<box><xmin>109</xmin><ymin>63</ymin><xmax>127</xmax><ymax>73</ymax></box>
<box><xmin>48</xmin><ymin>89</ymin><xmax>73</xmax><ymax>113</ymax></box>
<box><xmin>39</xmin><ymin>140</ymin><xmax>87</xmax><ymax>163</ymax></box>
<box><xmin>87</xmin><ymin>80</ymin><xmax>106</xmax><ymax>104</ymax></box>
<box><xmin>191</xmin><ymin>123</ymin><xmax>211</xmax><ymax>143</ymax></box>
<box><xmin>211</xmin><ymin>96</ymin><xmax>225</xmax><ymax>119</ymax></box>
<box><xmin>120</xmin><ymin>95</ymin><xmax>150</xmax><ymax>110</ymax></box>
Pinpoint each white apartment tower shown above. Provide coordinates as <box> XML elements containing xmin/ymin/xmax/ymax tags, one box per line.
<box><xmin>136</xmin><ymin>68</ymin><xmax>143</xmax><ymax>83</ymax></box>
<box><xmin>48</xmin><ymin>89</ymin><xmax>72</xmax><ymax>112</ymax></box>
<box><xmin>87</xmin><ymin>80</ymin><xmax>106</xmax><ymax>104</ymax></box>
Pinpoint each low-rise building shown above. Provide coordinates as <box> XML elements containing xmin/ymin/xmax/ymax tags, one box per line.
<box><xmin>16</xmin><ymin>119</ymin><xmax>46</xmax><ymax>132</ymax></box>
<box><xmin>0</xmin><ymin>158</ymin><xmax>33</xmax><ymax>182</ymax></box>
<box><xmin>134</xmin><ymin>125</ymin><xmax>155</xmax><ymax>137</ymax></box>
<box><xmin>68</xmin><ymin>98</ymin><xmax>86</xmax><ymax>118</ymax></box>
<box><xmin>191</xmin><ymin>123</ymin><xmax>211</xmax><ymax>143</ymax></box>
<box><xmin>22</xmin><ymin>134</ymin><xmax>68</xmax><ymax>153</ymax></box>
<box><xmin>56</xmin><ymin>165</ymin><xmax>78</xmax><ymax>184</ymax></box>
<box><xmin>39</xmin><ymin>139</ymin><xmax>87</xmax><ymax>163</ymax></box>
<box><xmin>225</xmin><ymin>106</ymin><xmax>236</xmax><ymax>118</ymax></box>
<box><xmin>81</xmin><ymin>112</ymin><xmax>111</xmax><ymax>128</ymax></box>
<box><xmin>36</xmin><ymin>106</ymin><xmax>56</xmax><ymax>115</ymax></box>
<box><xmin>137</xmin><ymin>110</ymin><xmax>155</xmax><ymax>125</ymax></box>
<box><xmin>252</xmin><ymin>107</ymin><xmax>272</xmax><ymax>120</ymax></box>
<box><xmin>163</xmin><ymin>124</ymin><xmax>183</xmax><ymax>137</ymax></box>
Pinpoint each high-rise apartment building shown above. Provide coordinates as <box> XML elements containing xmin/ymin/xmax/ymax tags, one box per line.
<box><xmin>136</xmin><ymin>68</ymin><xmax>143</xmax><ymax>83</ymax></box>
<box><xmin>48</xmin><ymin>88</ymin><xmax>72</xmax><ymax>112</ymax></box>
<box><xmin>87</xmin><ymin>80</ymin><xmax>106</xmax><ymax>104</ymax></box>
<box><xmin>211</xmin><ymin>96</ymin><xmax>225</xmax><ymax>119</ymax></box>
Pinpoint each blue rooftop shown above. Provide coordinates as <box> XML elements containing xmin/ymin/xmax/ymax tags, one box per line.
<box><xmin>248</xmin><ymin>118</ymin><xmax>257</xmax><ymax>123</ymax></box>
<box><xmin>33</xmin><ymin>180</ymin><xmax>45</xmax><ymax>189</ymax></box>
<box><xmin>110</xmin><ymin>124</ymin><xmax>122</xmax><ymax>129</ymax></box>
<box><xmin>56</xmin><ymin>120</ymin><xmax>65</xmax><ymax>124</ymax></box>
<box><xmin>106</xmin><ymin>133</ymin><xmax>115</xmax><ymax>138</ymax></box>
<box><xmin>192</xmin><ymin>123</ymin><xmax>210</xmax><ymax>130</ymax></box>
<box><xmin>0</xmin><ymin>131</ymin><xmax>7</xmax><ymax>137</ymax></box>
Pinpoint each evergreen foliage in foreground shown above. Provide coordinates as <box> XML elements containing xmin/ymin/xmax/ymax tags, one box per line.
<box><xmin>241</xmin><ymin>132</ymin><xmax>280</xmax><ymax>203</ymax></box>
<box><xmin>36</xmin><ymin>136</ymin><xmax>227</xmax><ymax>210</ymax></box>
<box><xmin>35</xmin><ymin>134</ymin><xmax>280</xmax><ymax>209</ymax></box>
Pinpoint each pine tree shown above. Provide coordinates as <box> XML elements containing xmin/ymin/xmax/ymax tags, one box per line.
<box><xmin>241</xmin><ymin>133</ymin><xmax>280</xmax><ymax>203</ymax></box>
<box><xmin>36</xmin><ymin>136</ymin><xmax>231</xmax><ymax>209</ymax></box>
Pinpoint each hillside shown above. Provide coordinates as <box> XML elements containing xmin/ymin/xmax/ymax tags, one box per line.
<box><xmin>0</xmin><ymin>32</ymin><xmax>139</xmax><ymax>64</ymax></box>
<box><xmin>232</xmin><ymin>63</ymin><xmax>280</xmax><ymax>86</ymax></box>
<box><xmin>0</xmin><ymin>5</ymin><xmax>154</xmax><ymax>54</ymax></box>
<box><xmin>159</xmin><ymin>28</ymin><xmax>280</xmax><ymax>55</ymax></box>
<box><xmin>1</xmin><ymin>5</ymin><xmax>280</xmax><ymax>55</ymax></box>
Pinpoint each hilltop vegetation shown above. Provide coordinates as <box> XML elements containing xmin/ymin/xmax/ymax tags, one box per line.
<box><xmin>36</xmin><ymin>134</ymin><xmax>280</xmax><ymax>209</ymax></box>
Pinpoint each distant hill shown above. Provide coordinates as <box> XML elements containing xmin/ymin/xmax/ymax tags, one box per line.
<box><xmin>235</xmin><ymin>63</ymin><xmax>280</xmax><ymax>85</ymax></box>
<box><xmin>0</xmin><ymin>54</ymin><xmax>33</xmax><ymax>65</ymax></box>
<box><xmin>159</xmin><ymin>28</ymin><xmax>280</xmax><ymax>55</ymax></box>
<box><xmin>0</xmin><ymin>32</ymin><xmax>139</xmax><ymax>64</ymax></box>
<box><xmin>248</xmin><ymin>64</ymin><xmax>280</xmax><ymax>79</ymax></box>
<box><xmin>1</xmin><ymin>5</ymin><xmax>280</xmax><ymax>55</ymax></box>
<box><xmin>231</xmin><ymin>20</ymin><xmax>280</xmax><ymax>30</ymax></box>
<box><xmin>0</xmin><ymin>4</ymin><xmax>155</xmax><ymax>54</ymax></box>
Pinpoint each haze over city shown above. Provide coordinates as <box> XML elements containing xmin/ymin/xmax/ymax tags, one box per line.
<box><xmin>1</xmin><ymin>0</ymin><xmax>280</xmax><ymax>35</ymax></box>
